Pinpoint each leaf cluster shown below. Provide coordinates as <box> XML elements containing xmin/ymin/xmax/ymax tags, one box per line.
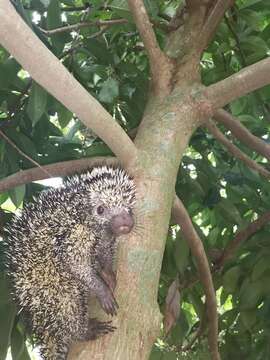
<box><xmin>1</xmin><ymin>0</ymin><xmax>270</xmax><ymax>359</ymax></box>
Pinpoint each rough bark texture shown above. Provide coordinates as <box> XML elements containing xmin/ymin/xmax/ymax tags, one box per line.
<box><xmin>2</xmin><ymin>0</ymin><xmax>269</xmax><ymax>359</ymax></box>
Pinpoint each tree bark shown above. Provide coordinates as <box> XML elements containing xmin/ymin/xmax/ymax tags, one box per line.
<box><xmin>3</xmin><ymin>0</ymin><xmax>270</xmax><ymax>359</ymax></box>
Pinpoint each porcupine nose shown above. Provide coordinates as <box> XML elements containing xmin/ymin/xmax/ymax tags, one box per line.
<box><xmin>111</xmin><ymin>210</ymin><xmax>134</xmax><ymax>236</ymax></box>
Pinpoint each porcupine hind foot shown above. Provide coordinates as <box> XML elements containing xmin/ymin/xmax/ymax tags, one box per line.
<box><xmin>83</xmin><ymin>318</ymin><xmax>116</xmax><ymax>340</ymax></box>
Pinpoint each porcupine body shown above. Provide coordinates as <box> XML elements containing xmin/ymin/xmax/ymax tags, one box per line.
<box><xmin>5</xmin><ymin>165</ymin><xmax>135</xmax><ymax>360</ymax></box>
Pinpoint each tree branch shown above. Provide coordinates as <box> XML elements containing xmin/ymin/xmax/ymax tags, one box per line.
<box><xmin>198</xmin><ymin>0</ymin><xmax>235</xmax><ymax>52</ymax></box>
<box><xmin>60</xmin><ymin>5</ymin><xmax>90</xmax><ymax>12</ymax></box>
<box><xmin>0</xmin><ymin>157</ymin><xmax>116</xmax><ymax>193</ymax></box>
<box><xmin>206</xmin><ymin>57</ymin><xmax>270</xmax><ymax>110</ymax></box>
<box><xmin>172</xmin><ymin>196</ymin><xmax>220</xmax><ymax>360</ymax></box>
<box><xmin>217</xmin><ymin>211</ymin><xmax>270</xmax><ymax>267</ymax></box>
<box><xmin>0</xmin><ymin>0</ymin><xmax>137</xmax><ymax>167</ymax></box>
<box><xmin>127</xmin><ymin>0</ymin><xmax>174</xmax><ymax>97</ymax></box>
<box><xmin>214</xmin><ymin>109</ymin><xmax>270</xmax><ymax>161</ymax></box>
<box><xmin>205</xmin><ymin>120</ymin><xmax>270</xmax><ymax>179</ymax></box>
<box><xmin>41</xmin><ymin>19</ymin><xmax>128</xmax><ymax>36</ymax></box>
<box><xmin>0</xmin><ymin>123</ymin><xmax>138</xmax><ymax>192</ymax></box>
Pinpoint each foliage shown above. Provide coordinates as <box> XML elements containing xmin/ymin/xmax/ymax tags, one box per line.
<box><xmin>1</xmin><ymin>0</ymin><xmax>270</xmax><ymax>359</ymax></box>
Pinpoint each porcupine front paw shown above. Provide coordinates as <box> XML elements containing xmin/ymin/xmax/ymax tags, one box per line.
<box><xmin>98</xmin><ymin>287</ymin><xmax>119</xmax><ymax>316</ymax></box>
<box><xmin>85</xmin><ymin>318</ymin><xmax>116</xmax><ymax>340</ymax></box>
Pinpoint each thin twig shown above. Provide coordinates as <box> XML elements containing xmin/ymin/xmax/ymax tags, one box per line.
<box><xmin>0</xmin><ymin>129</ymin><xmax>52</xmax><ymax>178</ymax></box>
<box><xmin>24</xmin><ymin>4</ymin><xmax>91</xmax><ymax>12</ymax></box>
<box><xmin>172</xmin><ymin>196</ymin><xmax>220</xmax><ymax>360</ymax></box>
<box><xmin>218</xmin><ymin>211</ymin><xmax>270</xmax><ymax>267</ymax></box>
<box><xmin>214</xmin><ymin>109</ymin><xmax>270</xmax><ymax>161</ymax></box>
<box><xmin>205</xmin><ymin>120</ymin><xmax>270</xmax><ymax>179</ymax></box>
<box><xmin>41</xmin><ymin>19</ymin><xmax>128</xmax><ymax>36</ymax></box>
<box><xmin>60</xmin><ymin>5</ymin><xmax>90</xmax><ymax>12</ymax></box>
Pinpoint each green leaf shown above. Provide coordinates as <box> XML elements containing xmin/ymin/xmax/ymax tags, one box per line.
<box><xmin>0</xmin><ymin>58</ymin><xmax>22</xmax><ymax>91</ymax></box>
<box><xmin>239</xmin><ymin>0</ymin><xmax>265</xmax><ymax>9</ymax></box>
<box><xmin>251</xmin><ymin>257</ymin><xmax>270</xmax><ymax>281</ymax></box>
<box><xmin>110</xmin><ymin>0</ymin><xmax>133</xmax><ymax>21</ymax></box>
<box><xmin>99</xmin><ymin>79</ymin><xmax>119</xmax><ymax>104</ymax></box>
<box><xmin>11</xmin><ymin>325</ymin><xmax>25</xmax><ymax>360</ymax></box>
<box><xmin>169</xmin><ymin>310</ymin><xmax>189</xmax><ymax>345</ymax></box>
<box><xmin>84</xmin><ymin>39</ymin><xmax>113</xmax><ymax>65</ymax></box>
<box><xmin>12</xmin><ymin>0</ymin><xmax>34</xmax><ymax>30</ymax></box>
<box><xmin>216</xmin><ymin>199</ymin><xmax>243</xmax><ymax>226</ymax></box>
<box><xmin>239</xmin><ymin>278</ymin><xmax>264</xmax><ymax>310</ymax></box>
<box><xmin>241</xmin><ymin>36</ymin><xmax>269</xmax><ymax>55</ymax></box>
<box><xmin>56</xmin><ymin>102</ymin><xmax>73</xmax><ymax>128</ymax></box>
<box><xmin>20</xmin><ymin>346</ymin><xmax>31</xmax><ymax>360</ymax></box>
<box><xmin>47</xmin><ymin>0</ymin><xmax>65</xmax><ymax>54</ymax></box>
<box><xmin>240</xmin><ymin>310</ymin><xmax>257</xmax><ymax>330</ymax></box>
<box><xmin>4</xmin><ymin>129</ymin><xmax>38</xmax><ymax>161</ymax></box>
<box><xmin>144</xmin><ymin>0</ymin><xmax>159</xmax><ymax>18</ymax></box>
<box><xmin>174</xmin><ymin>233</ymin><xmax>190</xmax><ymax>273</ymax></box>
<box><xmin>163</xmin><ymin>352</ymin><xmax>178</xmax><ymax>359</ymax></box>
<box><xmin>0</xmin><ymin>302</ymin><xmax>16</xmax><ymax>359</ymax></box>
<box><xmin>9</xmin><ymin>184</ymin><xmax>26</xmax><ymax>208</ymax></box>
<box><xmin>0</xmin><ymin>192</ymin><xmax>8</xmax><ymax>205</ymax></box>
<box><xmin>149</xmin><ymin>346</ymin><xmax>163</xmax><ymax>360</ymax></box>
<box><xmin>229</xmin><ymin>97</ymin><xmax>248</xmax><ymax>116</ymax></box>
<box><xmin>27</xmin><ymin>82</ymin><xmax>47</xmax><ymax>125</ymax></box>
<box><xmin>208</xmin><ymin>227</ymin><xmax>220</xmax><ymax>246</ymax></box>
<box><xmin>0</xmin><ymin>273</ymin><xmax>12</xmax><ymax>305</ymax></box>
<box><xmin>240</xmin><ymin>9</ymin><xmax>265</xmax><ymax>31</ymax></box>
<box><xmin>223</xmin><ymin>266</ymin><xmax>241</xmax><ymax>293</ymax></box>
<box><xmin>85</xmin><ymin>143</ymin><xmax>113</xmax><ymax>157</ymax></box>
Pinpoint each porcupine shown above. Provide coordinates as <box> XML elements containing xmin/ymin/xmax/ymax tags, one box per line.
<box><xmin>5</xmin><ymin>165</ymin><xmax>136</xmax><ymax>360</ymax></box>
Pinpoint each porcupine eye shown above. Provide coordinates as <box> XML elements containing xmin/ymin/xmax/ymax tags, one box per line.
<box><xmin>97</xmin><ymin>205</ymin><xmax>105</xmax><ymax>215</ymax></box>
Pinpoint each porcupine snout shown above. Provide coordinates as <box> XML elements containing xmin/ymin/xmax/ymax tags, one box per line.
<box><xmin>111</xmin><ymin>210</ymin><xmax>134</xmax><ymax>236</ymax></box>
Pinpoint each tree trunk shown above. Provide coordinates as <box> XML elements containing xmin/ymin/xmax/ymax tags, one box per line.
<box><xmin>68</xmin><ymin>88</ymin><xmax>203</xmax><ymax>359</ymax></box>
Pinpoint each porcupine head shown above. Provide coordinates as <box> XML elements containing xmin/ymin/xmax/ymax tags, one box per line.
<box><xmin>5</xmin><ymin>165</ymin><xmax>136</xmax><ymax>360</ymax></box>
